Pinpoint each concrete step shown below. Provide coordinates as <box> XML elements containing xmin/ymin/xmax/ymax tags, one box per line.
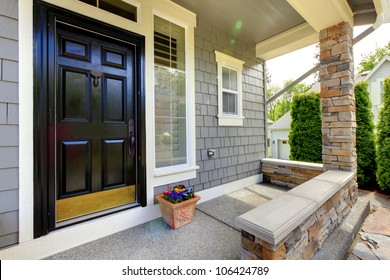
<box><xmin>313</xmin><ymin>199</ymin><xmax>370</xmax><ymax>260</ymax></box>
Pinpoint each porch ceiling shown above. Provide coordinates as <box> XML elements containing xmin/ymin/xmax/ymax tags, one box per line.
<box><xmin>170</xmin><ymin>0</ymin><xmax>383</xmax><ymax>60</ymax></box>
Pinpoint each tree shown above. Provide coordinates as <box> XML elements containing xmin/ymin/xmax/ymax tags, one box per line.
<box><xmin>266</xmin><ymin>84</ymin><xmax>281</xmax><ymax>122</ymax></box>
<box><xmin>358</xmin><ymin>41</ymin><xmax>390</xmax><ymax>73</ymax></box>
<box><xmin>267</xmin><ymin>80</ymin><xmax>311</xmax><ymax>121</ymax></box>
<box><xmin>376</xmin><ymin>76</ymin><xmax>390</xmax><ymax>191</ymax></box>
<box><xmin>355</xmin><ymin>82</ymin><xmax>377</xmax><ymax>188</ymax></box>
<box><xmin>289</xmin><ymin>92</ymin><xmax>322</xmax><ymax>163</ymax></box>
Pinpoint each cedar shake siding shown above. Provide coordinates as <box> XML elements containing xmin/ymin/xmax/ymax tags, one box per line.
<box><xmin>154</xmin><ymin>18</ymin><xmax>266</xmax><ymax>195</ymax></box>
<box><xmin>0</xmin><ymin>0</ymin><xmax>19</xmax><ymax>249</ymax></box>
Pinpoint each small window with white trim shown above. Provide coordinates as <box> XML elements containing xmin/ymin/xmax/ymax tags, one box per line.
<box><xmin>215</xmin><ymin>51</ymin><xmax>244</xmax><ymax>126</ymax></box>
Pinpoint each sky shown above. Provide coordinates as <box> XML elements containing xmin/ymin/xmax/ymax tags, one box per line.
<box><xmin>266</xmin><ymin>23</ymin><xmax>390</xmax><ymax>87</ymax></box>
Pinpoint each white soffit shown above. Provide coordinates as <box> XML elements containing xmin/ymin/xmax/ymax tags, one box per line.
<box><xmin>287</xmin><ymin>0</ymin><xmax>354</xmax><ymax>32</ymax></box>
<box><xmin>256</xmin><ymin>0</ymin><xmax>354</xmax><ymax>60</ymax></box>
<box><xmin>255</xmin><ymin>22</ymin><xmax>318</xmax><ymax>60</ymax></box>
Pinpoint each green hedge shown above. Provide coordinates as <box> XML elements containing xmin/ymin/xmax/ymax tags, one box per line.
<box><xmin>289</xmin><ymin>92</ymin><xmax>322</xmax><ymax>163</ymax></box>
<box><xmin>377</xmin><ymin>76</ymin><xmax>390</xmax><ymax>191</ymax></box>
<box><xmin>355</xmin><ymin>82</ymin><xmax>377</xmax><ymax>188</ymax></box>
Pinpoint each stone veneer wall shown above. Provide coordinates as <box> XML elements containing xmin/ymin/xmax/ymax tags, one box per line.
<box><xmin>319</xmin><ymin>22</ymin><xmax>357</xmax><ymax>174</ymax></box>
<box><xmin>262</xmin><ymin>158</ymin><xmax>323</xmax><ymax>188</ymax></box>
<box><xmin>155</xmin><ymin>18</ymin><xmax>266</xmax><ymax>195</ymax></box>
<box><xmin>240</xmin><ymin>176</ymin><xmax>358</xmax><ymax>260</ymax></box>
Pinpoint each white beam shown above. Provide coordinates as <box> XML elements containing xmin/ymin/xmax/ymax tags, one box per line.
<box><xmin>287</xmin><ymin>0</ymin><xmax>353</xmax><ymax>32</ymax></box>
<box><xmin>256</xmin><ymin>23</ymin><xmax>318</xmax><ymax>60</ymax></box>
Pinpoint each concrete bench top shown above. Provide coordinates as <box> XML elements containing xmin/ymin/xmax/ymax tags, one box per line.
<box><xmin>235</xmin><ymin>170</ymin><xmax>354</xmax><ymax>245</ymax></box>
<box><xmin>261</xmin><ymin>158</ymin><xmax>323</xmax><ymax>170</ymax></box>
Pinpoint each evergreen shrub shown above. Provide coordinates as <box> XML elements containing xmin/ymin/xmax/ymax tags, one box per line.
<box><xmin>289</xmin><ymin>92</ymin><xmax>322</xmax><ymax>163</ymax></box>
<box><xmin>377</xmin><ymin>77</ymin><xmax>390</xmax><ymax>191</ymax></box>
<box><xmin>355</xmin><ymin>82</ymin><xmax>377</xmax><ymax>188</ymax></box>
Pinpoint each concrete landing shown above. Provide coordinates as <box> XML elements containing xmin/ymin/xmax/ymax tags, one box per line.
<box><xmin>46</xmin><ymin>184</ymin><xmax>387</xmax><ymax>260</ymax></box>
<box><xmin>46</xmin><ymin>182</ymin><xmax>286</xmax><ymax>260</ymax></box>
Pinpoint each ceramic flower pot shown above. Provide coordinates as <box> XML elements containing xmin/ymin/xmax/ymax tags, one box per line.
<box><xmin>156</xmin><ymin>193</ymin><xmax>201</xmax><ymax>229</ymax></box>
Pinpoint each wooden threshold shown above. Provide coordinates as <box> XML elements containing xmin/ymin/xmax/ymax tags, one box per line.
<box><xmin>56</xmin><ymin>185</ymin><xmax>136</xmax><ymax>222</ymax></box>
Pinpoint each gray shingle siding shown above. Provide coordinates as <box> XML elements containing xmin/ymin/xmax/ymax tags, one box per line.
<box><xmin>0</xmin><ymin>0</ymin><xmax>19</xmax><ymax>249</ymax></box>
<box><xmin>155</xmin><ymin>19</ymin><xmax>266</xmax><ymax>194</ymax></box>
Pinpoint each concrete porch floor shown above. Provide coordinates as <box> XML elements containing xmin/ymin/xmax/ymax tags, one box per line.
<box><xmin>45</xmin><ymin>183</ymin><xmax>389</xmax><ymax>260</ymax></box>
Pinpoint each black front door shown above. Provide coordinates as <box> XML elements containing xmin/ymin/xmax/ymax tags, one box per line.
<box><xmin>34</xmin><ymin>2</ymin><xmax>145</xmax><ymax>234</ymax></box>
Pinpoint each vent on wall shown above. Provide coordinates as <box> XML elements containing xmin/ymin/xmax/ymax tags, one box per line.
<box><xmin>78</xmin><ymin>0</ymin><xmax>137</xmax><ymax>22</ymax></box>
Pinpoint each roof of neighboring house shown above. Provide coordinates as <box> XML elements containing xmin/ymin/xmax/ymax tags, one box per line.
<box><xmin>268</xmin><ymin>112</ymin><xmax>291</xmax><ymax>131</ymax></box>
<box><xmin>364</xmin><ymin>55</ymin><xmax>390</xmax><ymax>81</ymax></box>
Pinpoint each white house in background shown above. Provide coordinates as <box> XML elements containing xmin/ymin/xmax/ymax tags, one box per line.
<box><xmin>268</xmin><ymin>112</ymin><xmax>291</xmax><ymax>160</ymax></box>
<box><xmin>267</xmin><ymin>119</ymin><xmax>274</xmax><ymax>157</ymax></box>
<box><xmin>363</xmin><ymin>55</ymin><xmax>390</xmax><ymax>123</ymax></box>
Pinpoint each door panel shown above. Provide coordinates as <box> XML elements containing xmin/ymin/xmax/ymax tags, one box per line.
<box><xmin>61</xmin><ymin>67</ymin><xmax>90</xmax><ymax>121</ymax></box>
<box><xmin>53</xmin><ymin>21</ymin><xmax>138</xmax><ymax>224</ymax></box>
<box><xmin>103</xmin><ymin>139</ymin><xmax>126</xmax><ymax>188</ymax></box>
<box><xmin>104</xmin><ymin>76</ymin><xmax>126</xmax><ymax>122</ymax></box>
<box><xmin>60</xmin><ymin>140</ymin><xmax>91</xmax><ymax>197</ymax></box>
<box><xmin>34</xmin><ymin>2</ymin><xmax>145</xmax><ymax>236</ymax></box>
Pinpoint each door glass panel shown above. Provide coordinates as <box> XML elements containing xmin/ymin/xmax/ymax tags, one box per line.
<box><xmin>63</xmin><ymin>69</ymin><xmax>89</xmax><ymax>121</ymax></box>
<box><xmin>105</xmin><ymin>77</ymin><xmax>125</xmax><ymax>122</ymax></box>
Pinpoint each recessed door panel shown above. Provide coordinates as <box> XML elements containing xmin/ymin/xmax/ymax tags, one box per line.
<box><xmin>61</xmin><ymin>68</ymin><xmax>90</xmax><ymax>121</ymax></box>
<box><xmin>104</xmin><ymin>76</ymin><xmax>125</xmax><ymax>122</ymax></box>
<box><xmin>103</xmin><ymin>139</ymin><xmax>125</xmax><ymax>188</ymax></box>
<box><xmin>60</xmin><ymin>140</ymin><xmax>91</xmax><ymax>197</ymax></box>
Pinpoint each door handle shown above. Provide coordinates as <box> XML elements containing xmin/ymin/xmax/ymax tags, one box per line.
<box><xmin>128</xmin><ymin>119</ymin><xmax>135</xmax><ymax>157</ymax></box>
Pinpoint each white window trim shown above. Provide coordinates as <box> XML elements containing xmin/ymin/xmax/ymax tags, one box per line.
<box><xmin>215</xmin><ymin>50</ymin><xmax>245</xmax><ymax>126</ymax></box>
<box><xmin>152</xmin><ymin>11</ymin><xmax>198</xmax><ymax>186</ymax></box>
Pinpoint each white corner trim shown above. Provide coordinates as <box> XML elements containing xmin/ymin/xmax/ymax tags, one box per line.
<box><xmin>19</xmin><ymin>0</ymin><xmax>34</xmax><ymax>243</ymax></box>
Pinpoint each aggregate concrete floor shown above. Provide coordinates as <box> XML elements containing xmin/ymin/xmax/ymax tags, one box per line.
<box><xmin>46</xmin><ymin>184</ymin><xmax>389</xmax><ymax>260</ymax></box>
<box><xmin>46</xmin><ymin>182</ymin><xmax>288</xmax><ymax>260</ymax></box>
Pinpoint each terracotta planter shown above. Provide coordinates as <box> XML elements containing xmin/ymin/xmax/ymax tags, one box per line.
<box><xmin>156</xmin><ymin>194</ymin><xmax>201</xmax><ymax>229</ymax></box>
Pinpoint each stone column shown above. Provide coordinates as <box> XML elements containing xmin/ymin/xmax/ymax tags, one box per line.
<box><xmin>319</xmin><ymin>22</ymin><xmax>357</xmax><ymax>175</ymax></box>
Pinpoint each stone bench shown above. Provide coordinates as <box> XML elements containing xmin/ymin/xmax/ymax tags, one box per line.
<box><xmin>262</xmin><ymin>158</ymin><xmax>323</xmax><ymax>188</ymax></box>
<box><xmin>235</xmin><ymin>170</ymin><xmax>357</xmax><ymax>260</ymax></box>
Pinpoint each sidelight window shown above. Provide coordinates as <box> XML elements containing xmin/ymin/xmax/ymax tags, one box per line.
<box><xmin>154</xmin><ymin>16</ymin><xmax>187</xmax><ymax>169</ymax></box>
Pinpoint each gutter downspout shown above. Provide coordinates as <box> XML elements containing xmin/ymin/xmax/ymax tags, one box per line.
<box><xmin>266</xmin><ymin>6</ymin><xmax>389</xmax><ymax>106</ymax></box>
